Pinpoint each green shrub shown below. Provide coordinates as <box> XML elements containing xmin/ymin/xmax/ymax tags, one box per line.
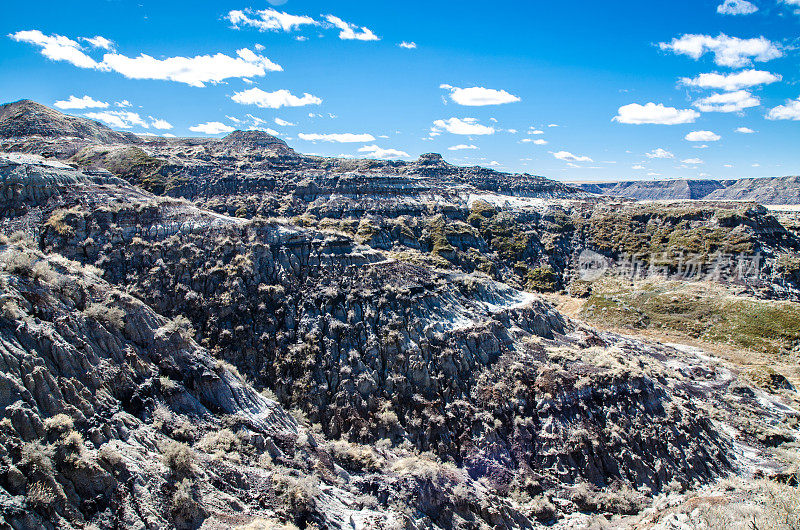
<box><xmin>526</xmin><ymin>265</ymin><xmax>558</xmax><ymax>292</ymax></box>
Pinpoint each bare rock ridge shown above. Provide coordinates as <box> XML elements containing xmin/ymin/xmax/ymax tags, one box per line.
<box><xmin>0</xmin><ymin>101</ymin><xmax>589</xmax><ymax>202</ymax></box>
<box><xmin>0</xmin><ymin>100</ymin><xmax>797</xmax><ymax>529</ymax></box>
<box><xmin>0</xmin><ymin>100</ymin><xmax>140</xmax><ymax>145</ymax></box>
<box><xmin>579</xmin><ymin>176</ymin><xmax>800</xmax><ymax>204</ymax></box>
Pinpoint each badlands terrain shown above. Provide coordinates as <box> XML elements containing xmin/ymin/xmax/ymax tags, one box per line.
<box><xmin>577</xmin><ymin>177</ymin><xmax>800</xmax><ymax>204</ymax></box>
<box><xmin>0</xmin><ymin>99</ymin><xmax>798</xmax><ymax>529</ymax></box>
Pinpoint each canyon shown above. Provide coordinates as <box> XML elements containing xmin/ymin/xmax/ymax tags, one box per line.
<box><xmin>0</xmin><ymin>99</ymin><xmax>797</xmax><ymax>529</ymax></box>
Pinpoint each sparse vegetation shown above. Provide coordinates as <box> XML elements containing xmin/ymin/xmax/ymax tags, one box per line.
<box><xmin>581</xmin><ymin>277</ymin><xmax>800</xmax><ymax>356</ymax></box>
<box><xmin>161</xmin><ymin>441</ymin><xmax>196</xmax><ymax>477</ymax></box>
<box><xmin>84</xmin><ymin>302</ymin><xmax>125</xmax><ymax>330</ymax></box>
<box><xmin>526</xmin><ymin>265</ymin><xmax>558</xmax><ymax>292</ymax></box>
<box><xmin>328</xmin><ymin>439</ymin><xmax>383</xmax><ymax>472</ymax></box>
<box><xmin>26</xmin><ymin>481</ymin><xmax>58</xmax><ymax>511</ymax></box>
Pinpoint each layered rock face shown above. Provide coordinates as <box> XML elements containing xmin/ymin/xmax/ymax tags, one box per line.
<box><xmin>579</xmin><ymin>175</ymin><xmax>800</xmax><ymax>204</ymax></box>
<box><xmin>0</xmin><ymin>102</ymin><xmax>796</xmax><ymax>529</ymax></box>
<box><xmin>578</xmin><ymin>179</ymin><xmax>727</xmax><ymax>201</ymax></box>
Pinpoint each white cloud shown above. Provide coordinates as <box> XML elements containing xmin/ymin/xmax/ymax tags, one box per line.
<box><xmin>681</xmin><ymin>158</ymin><xmax>704</xmax><ymax>164</ymax></box>
<box><xmin>736</xmin><ymin>126</ymin><xmax>756</xmax><ymax>133</ymax></box>
<box><xmin>646</xmin><ymin>148</ymin><xmax>674</xmax><ymax>159</ymax></box>
<box><xmin>440</xmin><ymin>84</ymin><xmax>521</xmax><ymax>106</ymax></box>
<box><xmin>226</xmin><ymin>9</ymin><xmax>317</xmax><ymax>32</ymax></box>
<box><xmin>431</xmin><ymin>117</ymin><xmax>495</xmax><ymax>135</ymax></box>
<box><xmin>231</xmin><ymin>88</ymin><xmax>321</xmax><ymax>108</ymax></box>
<box><xmin>659</xmin><ymin>33</ymin><xmax>782</xmax><ymax>68</ymax></box>
<box><xmin>10</xmin><ymin>30</ymin><xmax>283</xmax><ymax>87</ymax></box>
<box><xmin>298</xmin><ymin>132</ymin><xmax>375</xmax><ymax>142</ymax></box>
<box><xmin>548</xmin><ymin>123</ymin><xmax>559</xmax><ymax>127</ymax></box>
<box><xmin>274</xmin><ymin>117</ymin><xmax>296</xmax><ymax>126</ymax></box>
<box><xmin>53</xmin><ymin>95</ymin><xmax>108</xmax><ymax>109</ymax></box>
<box><xmin>82</xmin><ymin>36</ymin><xmax>114</xmax><ymax>50</ymax></box>
<box><xmin>101</xmin><ymin>48</ymin><xmax>282</xmax><ymax>87</ymax></box>
<box><xmin>226</xmin><ymin>9</ymin><xmax>382</xmax><ymax>42</ymax></box>
<box><xmin>324</xmin><ymin>15</ymin><xmax>379</xmax><ymax>41</ymax></box>
<box><xmin>150</xmin><ymin>118</ymin><xmax>173</xmax><ymax>130</ymax></box>
<box><xmin>533</xmin><ymin>139</ymin><xmax>548</xmax><ymax>145</ymax></box>
<box><xmin>115</xmin><ymin>100</ymin><xmax>131</xmax><ymax>108</ymax></box>
<box><xmin>447</xmin><ymin>144</ymin><xmax>478</xmax><ymax>150</ymax></box>
<box><xmin>632</xmin><ymin>165</ymin><xmax>645</xmax><ymax>169</ymax></box>
<box><xmin>528</xmin><ymin>129</ymin><xmax>544</xmax><ymax>135</ymax></box>
<box><xmin>189</xmin><ymin>121</ymin><xmax>236</xmax><ymax>135</ymax></box>
<box><xmin>717</xmin><ymin>0</ymin><xmax>758</xmax><ymax>15</ymax></box>
<box><xmin>767</xmin><ymin>97</ymin><xmax>800</xmax><ymax>120</ymax></box>
<box><xmin>781</xmin><ymin>0</ymin><xmax>800</xmax><ymax>11</ymax></box>
<box><xmin>685</xmin><ymin>130</ymin><xmax>722</xmax><ymax>142</ymax></box>
<box><xmin>694</xmin><ymin>144</ymin><xmax>709</xmax><ymax>149</ymax></box>
<box><xmin>9</xmin><ymin>30</ymin><xmax>98</xmax><ymax>68</ymax></box>
<box><xmin>358</xmin><ymin>145</ymin><xmax>410</xmax><ymax>159</ymax></box>
<box><xmin>681</xmin><ymin>69</ymin><xmax>781</xmax><ymax>91</ymax></box>
<box><xmin>613</xmin><ymin>102</ymin><xmax>699</xmax><ymax>125</ymax></box>
<box><xmin>693</xmin><ymin>90</ymin><xmax>759</xmax><ymax>112</ymax></box>
<box><xmin>399</xmin><ymin>41</ymin><xmax>417</xmax><ymax>49</ymax></box>
<box><xmin>553</xmin><ymin>151</ymin><xmax>592</xmax><ymax>162</ymax></box>
<box><xmin>85</xmin><ymin>110</ymin><xmax>149</xmax><ymax>129</ymax></box>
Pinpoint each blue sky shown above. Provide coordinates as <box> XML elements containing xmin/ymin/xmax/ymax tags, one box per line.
<box><xmin>1</xmin><ymin>0</ymin><xmax>799</xmax><ymax>181</ymax></box>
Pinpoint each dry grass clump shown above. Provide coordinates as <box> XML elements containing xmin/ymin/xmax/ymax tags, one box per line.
<box><xmin>570</xmin><ymin>481</ymin><xmax>642</xmax><ymax>515</ymax></box>
<box><xmin>26</xmin><ymin>480</ymin><xmax>58</xmax><ymax>511</ymax></box>
<box><xmin>527</xmin><ymin>495</ymin><xmax>558</xmax><ymax>523</ymax></box>
<box><xmin>0</xmin><ymin>245</ymin><xmax>37</xmax><ymax>277</ymax></box>
<box><xmin>197</xmin><ymin>428</ymin><xmax>242</xmax><ymax>463</ymax></box>
<box><xmin>170</xmin><ymin>478</ymin><xmax>204</xmax><ymax>521</ymax></box>
<box><xmin>160</xmin><ymin>440</ymin><xmax>196</xmax><ymax>477</ymax></box>
<box><xmin>60</xmin><ymin>431</ymin><xmax>86</xmax><ymax>458</ymax></box>
<box><xmin>43</xmin><ymin>413</ymin><xmax>74</xmax><ymax>438</ymax></box>
<box><xmin>390</xmin><ymin>454</ymin><xmax>461</xmax><ymax>485</ymax></box>
<box><xmin>84</xmin><ymin>302</ymin><xmax>125</xmax><ymax>330</ymax></box>
<box><xmin>21</xmin><ymin>441</ymin><xmax>55</xmax><ymax>475</ymax></box>
<box><xmin>152</xmin><ymin>405</ymin><xmax>197</xmax><ymax>441</ymax></box>
<box><xmin>328</xmin><ymin>439</ymin><xmax>384</xmax><ymax>472</ymax></box>
<box><xmin>156</xmin><ymin>314</ymin><xmax>195</xmax><ymax>341</ymax></box>
<box><xmin>272</xmin><ymin>471</ymin><xmax>319</xmax><ymax>522</ymax></box>
<box><xmin>45</xmin><ymin>208</ymin><xmax>79</xmax><ymax>237</ymax></box>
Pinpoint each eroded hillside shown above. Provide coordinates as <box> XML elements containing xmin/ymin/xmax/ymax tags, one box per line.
<box><xmin>0</xmin><ymin>101</ymin><xmax>797</xmax><ymax>529</ymax></box>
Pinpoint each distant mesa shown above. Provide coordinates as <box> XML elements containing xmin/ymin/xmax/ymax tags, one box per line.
<box><xmin>222</xmin><ymin>129</ymin><xmax>290</xmax><ymax>149</ymax></box>
<box><xmin>579</xmin><ymin>177</ymin><xmax>800</xmax><ymax>205</ymax></box>
<box><xmin>415</xmin><ymin>152</ymin><xmax>449</xmax><ymax>167</ymax></box>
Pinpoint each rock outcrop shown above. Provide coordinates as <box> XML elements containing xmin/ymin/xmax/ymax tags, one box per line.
<box><xmin>0</xmin><ymin>100</ymin><xmax>137</xmax><ymax>143</ymax></box>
